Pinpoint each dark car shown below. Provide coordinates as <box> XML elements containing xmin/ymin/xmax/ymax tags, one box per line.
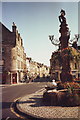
<box><xmin>20</xmin><ymin>78</ymin><xmax>26</xmax><ymax>83</ymax></box>
<box><xmin>20</xmin><ymin>76</ymin><xmax>29</xmax><ymax>83</ymax></box>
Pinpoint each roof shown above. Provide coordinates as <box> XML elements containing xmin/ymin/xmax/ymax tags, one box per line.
<box><xmin>0</xmin><ymin>22</ymin><xmax>12</xmax><ymax>33</ymax></box>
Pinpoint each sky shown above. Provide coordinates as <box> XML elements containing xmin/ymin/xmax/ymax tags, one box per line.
<box><xmin>1</xmin><ymin>2</ymin><xmax>79</xmax><ymax>66</ymax></box>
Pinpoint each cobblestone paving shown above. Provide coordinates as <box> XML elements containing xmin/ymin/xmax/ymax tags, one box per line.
<box><xmin>17</xmin><ymin>88</ymin><xmax>80</xmax><ymax>119</ymax></box>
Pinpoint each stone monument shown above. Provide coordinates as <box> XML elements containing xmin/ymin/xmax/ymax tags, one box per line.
<box><xmin>59</xmin><ymin>9</ymin><xmax>73</xmax><ymax>83</ymax></box>
<box><xmin>43</xmin><ymin>10</ymin><xmax>80</xmax><ymax>107</ymax></box>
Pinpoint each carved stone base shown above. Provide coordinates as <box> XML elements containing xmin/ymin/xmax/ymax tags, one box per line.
<box><xmin>43</xmin><ymin>90</ymin><xmax>67</xmax><ymax>106</ymax></box>
<box><xmin>43</xmin><ymin>89</ymin><xmax>80</xmax><ymax>106</ymax></box>
<box><xmin>60</xmin><ymin>72</ymin><xmax>73</xmax><ymax>83</ymax></box>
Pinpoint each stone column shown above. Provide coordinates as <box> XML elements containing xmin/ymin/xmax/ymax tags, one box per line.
<box><xmin>10</xmin><ymin>73</ymin><xmax>13</xmax><ymax>84</ymax></box>
<box><xmin>59</xmin><ymin>10</ymin><xmax>73</xmax><ymax>83</ymax></box>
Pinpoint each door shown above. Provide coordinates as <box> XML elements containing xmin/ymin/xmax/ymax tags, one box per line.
<box><xmin>12</xmin><ymin>73</ymin><xmax>17</xmax><ymax>84</ymax></box>
<box><xmin>2</xmin><ymin>73</ymin><xmax>6</xmax><ymax>84</ymax></box>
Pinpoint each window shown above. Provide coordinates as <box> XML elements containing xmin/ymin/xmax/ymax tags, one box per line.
<box><xmin>24</xmin><ymin>64</ymin><xmax>26</xmax><ymax>69</ymax></box>
<box><xmin>72</xmin><ymin>71</ymin><xmax>76</xmax><ymax>74</ymax></box>
<box><xmin>72</xmin><ymin>75</ymin><xmax>76</xmax><ymax>79</ymax></box>
<box><xmin>0</xmin><ymin>48</ymin><xmax>1</xmax><ymax>54</ymax></box>
<box><xmin>21</xmin><ymin>62</ymin><xmax>23</xmax><ymax>69</ymax></box>
<box><xmin>75</xmin><ymin>63</ymin><xmax>77</xmax><ymax>69</ymax></box>
<box><xmin>0</xmin><ymin>48</ymin><xmax>5</xmax><ymax>54</ymax></box>
<box><xmin>0</xmin><ymin>60</ymin><xmax>4</xmax><ymax>65</ymax></box>
<box><xmin>78</xmin><ymin>73</ymin><xmax>80</xmax><ymax>78</ymax></box>
<box><xmin>18</xmin><ymin>60</ymin><xmax>20</xmax><ymax>69</ymax></box>
<box><xmin>0</xmin><ymin>65</ymin><xmax>2</xmax><ymax>73</ymax></box>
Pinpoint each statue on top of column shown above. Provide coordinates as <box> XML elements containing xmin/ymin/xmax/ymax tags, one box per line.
<box><xmin>59</xmin><ymin>9</ymin><xmax>66</xmax><ymax>24</ymax></box>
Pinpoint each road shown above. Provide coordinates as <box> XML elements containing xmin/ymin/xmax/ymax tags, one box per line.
<box><xmin>2</xmin><ymin>82</ymin><xmax>47</xmax><ymax>120</ymax></box>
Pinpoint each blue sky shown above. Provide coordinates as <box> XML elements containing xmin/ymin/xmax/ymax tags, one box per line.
<box><xmin>1</xmin><ymin>2</ymin><xmax>79</xmax><ymax>66</ymax></box>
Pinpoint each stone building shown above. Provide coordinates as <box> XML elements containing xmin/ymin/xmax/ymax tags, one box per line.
<box><xmin>26</xmin><ymin>57</ymin><xmax>50</xmax><ymax>81</ymax></box>
<box><xmin>38</xmin><ymin>63</ymin><xmax>50</xmax><ymax>78</ymax></box>
<box><xmin>1</xmin><ymin>22</ymin><xmax>26</xmax><ymax>84</ymax></box>
<box><xmin>50</xmin><ymin>47</ymin><xmax>80</xmax><ymax>81</ymax></box>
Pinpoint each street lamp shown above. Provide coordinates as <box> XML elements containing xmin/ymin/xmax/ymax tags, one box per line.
<box><xmin>49</xmin><ymin>34</ymin><xmax>80</xmax><ymax>47</ymax></box>
<box><xmin>49</xmin><ymin>35</ymin><xmax>60</xmax><ymax>46</ymax></box>
<box><xmin>69</xmin><ymin>34</ymin><xmax>80</xmax><ymax>44</ymax></box>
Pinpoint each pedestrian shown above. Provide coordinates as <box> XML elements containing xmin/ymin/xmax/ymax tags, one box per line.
<box><xmin>52</xmin><ymin>79</ymin><xmax>57</xmax><ymax>86</ymax></box>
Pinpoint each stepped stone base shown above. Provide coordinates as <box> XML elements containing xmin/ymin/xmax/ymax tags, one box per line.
<box><xmin>43</xmin><ymin>89</ymin><xmax>80</xmax><ymax>106</ymax></box>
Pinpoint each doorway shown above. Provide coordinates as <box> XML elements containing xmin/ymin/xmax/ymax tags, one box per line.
<box><xmin>12</xmin><ymin>73</ymin><xmax>17</xmax><ymax>84</ymax></box>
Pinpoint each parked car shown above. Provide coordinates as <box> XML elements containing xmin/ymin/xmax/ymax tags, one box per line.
<box><xmin>20</xmin><ymin>78</ymin><xmax>26</xmax><ymax>83</ymax></box>
<box><xmin>20</xmin><ymin>76</ymin><xmax>29</xmax><ymax>83</ymax></box>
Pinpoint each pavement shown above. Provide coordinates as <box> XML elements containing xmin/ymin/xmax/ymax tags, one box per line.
<box><xmin>0</xmin><ymin>82</ymin><xmax>46</xmax><ymax>88</ymax></box>
<box><xmin>16</xmin><ymin>88</ymin><xmax>80</xmax><ymax>120</ymax></box>
<box><xmin>0</xmin><ymin>83</ymin><xmax>28</xmax><ymax>88</ymax></box>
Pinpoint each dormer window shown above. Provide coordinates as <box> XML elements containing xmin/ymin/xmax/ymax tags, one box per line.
<box><xmin>18</xmin><ymin>33</ymin><xmax>20</xmax><ymax>41</ymax></box>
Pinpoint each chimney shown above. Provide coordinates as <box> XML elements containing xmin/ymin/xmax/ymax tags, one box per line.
<box><xmin>12</xmin><ymin>22</ymin><xmax>17</xmax><ymax>32</ymax></box>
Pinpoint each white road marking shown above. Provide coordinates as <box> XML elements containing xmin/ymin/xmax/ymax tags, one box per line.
<box><xmin>5</xmin><ymin>117</ymin><xmax>10</xmax><ymax>120</ymax></box>
<box><xmin>10</xmin><ymin>97</ymin><xmax>24</xmax><ymax>119</ymax></box>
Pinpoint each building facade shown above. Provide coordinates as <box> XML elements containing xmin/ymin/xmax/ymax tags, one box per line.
<box><xmin>1</xmin><ymin>22</ymin><xmax>26</xmax><ymax>84</ymax></box>
<box><xmin>26</xmin><ymin>57</ymin><xmax>50</xmax><ymax>81</ymax></box>
<box><xmin>50</xmin><ymin>47</ymin><xmax>80</xmax><ymax>81</ymax></box>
